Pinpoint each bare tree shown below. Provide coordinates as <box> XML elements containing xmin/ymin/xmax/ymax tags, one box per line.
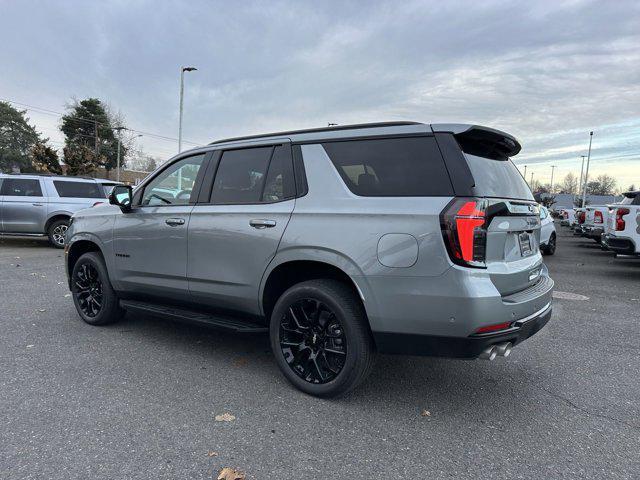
<box><xmin>560</xmin><ymin>172</ymin><xmax>578</xmax><ymax>194</ymax></box>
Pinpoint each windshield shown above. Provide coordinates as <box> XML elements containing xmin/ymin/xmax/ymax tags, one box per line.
<box><xmin>464</xmin><ymin>154</ymin><xmax>534</xmax><ymax>201</ymax></box>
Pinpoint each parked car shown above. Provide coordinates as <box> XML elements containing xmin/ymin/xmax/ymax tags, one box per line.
<box><xmin>602</xmin><ymin>191</ymin><xmax>640</xmax><ymax>256</ymax></box>
<box><xmin>95</xmin><ymin>179</ymin><xmax>123</xmax><ymax>197</ymax></box>
<box><xmin>582</xmin><ymin>205</ymin><xmax>609</xmax><ymax>243</ymax></box>
<box><xmin>0</xmin><ymin>174</ymin><xmax>107</xmax><ymax>248</ymax></box>
<box><xmin>559</xmin><ymin>208</ymin><xmax>575</xmax><ymax>226</ymax></box>
<box><xmin>65</xmin><ymin>122</ymin><xmax>553</xmax><ymax>397</ymax></box>
<box><xmin>573</xmin><ymin>208</ymin><xmax>586</xmax><ymax>234</ymax></box>
<box><xmin>539</xmin><ymin>206</ymin><xmax>556</xmax><ymax>255</ymax></box>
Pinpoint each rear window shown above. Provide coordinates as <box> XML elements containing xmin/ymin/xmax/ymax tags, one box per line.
<box><xmin>53</xmin><ymin>180</ymin><xmax>104</xmax><ymax>198</ymax></box>
<box><xmin>464</xmin><ymin>154</ymin><xmax>534</xmax><ymax>200</ymax></box>
<box><xmin>322</xmin><ymin>136</ymin><xmax>453</xmax><ymax>197</ymax></box>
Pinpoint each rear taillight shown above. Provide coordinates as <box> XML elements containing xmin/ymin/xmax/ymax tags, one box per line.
<box><xmin>616</xmin><ymin>208</ymin><xmax>630</xmax><ymax>231</ymax></box>
<box><xmin>594</xmin><ymin>211</ymin><xmax>603</xmax><ymax>224</ymax></box>
<box><xmin>578</xmin><ymin>212</ymin><xmax>586</xmax><ymax>224</ymax></box>
<box><xmin>441</xmin><ymin>198</ymin><xmax>488</xmax><ymax>268</ymax></box>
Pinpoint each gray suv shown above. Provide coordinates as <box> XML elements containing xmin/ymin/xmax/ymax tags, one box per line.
<box><xmin>0</xmin><ymin>174</ymin><xmax>108</xmax><ymax>248</ymax></box>
<box><xmin>65</xmin><ymin>122</ymin><xmax>553</xmax><ymax>397</ymax></box>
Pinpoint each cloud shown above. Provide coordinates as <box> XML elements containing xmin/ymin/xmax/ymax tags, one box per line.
<box><xmin>0</xmin><ymin>0</ymin><xmax>638</xmax><ymax>186</ymax></box>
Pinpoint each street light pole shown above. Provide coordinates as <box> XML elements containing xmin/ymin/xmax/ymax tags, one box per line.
<box><xmin>114</xmin><ymin>126</ymin><xmax>126</xmax><ymax>182</ymax></box>
<box><xmin>523</xmin><ymin>165</ymin><xmax>527</xmax><ymax>181</ymax></box>
<box><xmin>530</xmin><ymin>171</ymin><xmax>534</xmax><ymax>189</ymax></box>
<box><xmin>578</xmin><ymin>155</ymin><xmax>586</xmax><ymax>197</ymax></box>
<box><xmin>178</xmin><ymin>66</ymin><xmax>197</xmax><ymax>153</ymax></box>
<box><xmin>581</xmin><ymin>132</ymin><xmax>594</xmax><ymax>208</ymax></box>
<box><xmin>550</xmin><ymin>165</ymin><xmax>556</xmax><ymax>193</ymax></box>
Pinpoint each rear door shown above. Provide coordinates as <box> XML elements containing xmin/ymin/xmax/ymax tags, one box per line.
<box><xmin>462</xmin><ymin>151</ymin><xmax>543</xmax><ymax>296</ymax></box>
<box><xmin>0</xmin><ymin>177</ymin><xmax>47</xmax><ymax>233</ymax></box>
<box><xmin>187</xmin><ymin>142</ymin><xmax>296</xmax><ymax>314</ymax></box>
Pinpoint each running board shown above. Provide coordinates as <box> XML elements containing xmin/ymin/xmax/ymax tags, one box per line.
<box><xmin>119</xmin><ymin>300</ymin><xmax>268</xmax><ymax>333</ymax></box>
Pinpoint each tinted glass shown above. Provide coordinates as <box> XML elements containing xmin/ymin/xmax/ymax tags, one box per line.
<box><xmin>53</xmin><ymin>180</ymin><xmax>104</xmax><ymax>198</ymax></box>
<box><xmin>211</xmin><ymin>147</ymin><xmax>271</xmax><ymax>204</ymax></box>
<box><xmin>261</xmin><ymin>145</ymin><xmax>295</xmax><ymax>202</ymax></box>
<box><xmin>141</xmin><ymin>154</ymin><xmax>205</xmax><ymax>206</ymax></box>
<box><xmin>464</xmin><ymin>154</ymin><xmax>534</xmax><ymax>200</ymax></box>
<box><xmin>322</xmin><ymin>137</ymin><xmax>453</xmax><ymax>196</ymax></box>
<box><xmin>540</xmin><ymin>207</ymin><xmax>547</xmax><ymax>219</ymax></box>
<box><xmin>0</xmin><ymin>179</ymin><xmax>42</xmax><ymax>196</ymax></box>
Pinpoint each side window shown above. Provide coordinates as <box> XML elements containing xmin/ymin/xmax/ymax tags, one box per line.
<box><xmin>141</xmin><ymin>154</ymin><xmax>205</xmax><ymax>206</ymax></box>
<box><xmin>0</xmin><ymin>179</ymin><xmax>42</xmax><ymax>196</ymax></box>
<box><xmin>210</xmin><ymin>147</ymin><xmax>271</xmax><ymax>204</ymax></box>
<box><xmin>322</xmin><ymin>136</ymin><xmax>454</xmax><ymax>196</ymax></box>
<box><xmin>540</xmin><ymin>207</ymin><xmax>547</xmax><ymax>219</ymax></box>
<box><xmin>53</xmin><ymin>181</ymin><xmax>104</xmax><ymax>198</ymax></box>
<box><xmin>261</xmin><ymin>145</ymin><xmax>296</xmax><ymax>202</ymax></box>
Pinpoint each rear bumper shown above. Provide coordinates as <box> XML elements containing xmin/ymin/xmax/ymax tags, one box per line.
<box><xmin>374</xmin><ymin>303</ymin><xmax>552</xmax><ymax>358</ymax></box>
<box><xmin>603</xmin><ymin>234</ymin><xmax>637</xmax><ymax>255</ymax></box>
<box><xmin>583</xmin><ymin>226</ymin><xmax>604</xmax><ymax>240</ymax></box>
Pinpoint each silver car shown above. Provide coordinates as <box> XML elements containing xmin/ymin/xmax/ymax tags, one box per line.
<box><xmin>0</xmin><ymin>174</ymin><xmax>107</xmax><ymax>248</ymax></box>
<box><xmin>65</xmin><ymin>122</ymin><xmax>553</xmax><ymax>397</ymax></box>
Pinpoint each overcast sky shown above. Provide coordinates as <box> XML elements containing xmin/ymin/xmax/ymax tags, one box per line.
<box><xmin>1</xmin><ymin>0</ymin><xmax>639</xmax><ymax>189</ymax></box>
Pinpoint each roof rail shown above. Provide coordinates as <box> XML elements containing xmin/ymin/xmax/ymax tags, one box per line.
<box><xmin>209</xmin><ymin>121</ymin><xmax>423</xmax><ymax>145</ymax></box>
<box><xmin>2</xmin><ymin>172</ymin><xmax>96</xmax><ymax>180</ymax></box>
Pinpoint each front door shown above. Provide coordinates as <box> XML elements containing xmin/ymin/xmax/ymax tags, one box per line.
<box><xmin>0</xmin><ymin>178</ymin><xmax>47</xmax><ymax>233</ymax></box>
<box><xmin>188</xmin><ymin>143</ymin><xmax>296</xmax><ymax>314</ymax></box>
<box><xmin>113</xmin><ymin>153</ymin><xmax>208</xmax><ymax>299</ymax></box>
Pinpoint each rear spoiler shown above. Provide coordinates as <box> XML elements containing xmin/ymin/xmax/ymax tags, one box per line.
<box><xmin>431</xmin><ymin>124</ymin><xmax>521</xmax><ymax>158</ymax></box>
<box><xmin>622</xmin><ymin>190</ymin><xmax>640</xmax><ymax>198</ymax></box>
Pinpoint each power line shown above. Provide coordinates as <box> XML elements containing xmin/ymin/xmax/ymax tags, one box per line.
<box><xmin>0</xmin><ymin>98</ymin><xmax>204</xmax><ymax>147</ymax></box>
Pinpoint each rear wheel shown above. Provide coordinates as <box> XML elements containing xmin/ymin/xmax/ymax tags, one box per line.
<box><xmin>270</xmin><ymin>279</ymin><xmax>376</xmax><ymax>397</ymax></box>
<box><xmin>71</xmin><ymin>252</ymin><xmax>124</xmax><ymax>325</ymax></box>
<box><xmin>47</xmin><ymin>219</ymin><xmax>69</xmax><ymax>248</ymax></box>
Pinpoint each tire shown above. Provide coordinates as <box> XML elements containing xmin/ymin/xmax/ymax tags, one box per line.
<box><xmin>48</xmin><ymin>219</ymin><xmax>70</xmax><ymax>248</ymax></box>
<box><xmin>269</xmin><ymin>279</ymin><xmax>376</xmax><ymax>398</ymax></box>
<box><xmin>543</xmin><ymin>233</ymin><xmax>556</xmax><ymax>256</ymax></box>
<box><xmin>71</xmin><ymin>252</ymin><xmax>124</xmax><ymax>326</ymax></box>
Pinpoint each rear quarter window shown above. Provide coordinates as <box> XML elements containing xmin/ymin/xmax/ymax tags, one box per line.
<box><xmin>464</xmin><ymin>154</ymin><xmax>534</xmax><ymax>201</ymax></box>
<box><xmin>322</xmin><ymin>136</ymin><xmax>453</xmax><ymax>197</ymax></box>
<box><xmin>53</xmin><ymin>180</ymin><xmax>104</xmax><ymax>198</ymax></box>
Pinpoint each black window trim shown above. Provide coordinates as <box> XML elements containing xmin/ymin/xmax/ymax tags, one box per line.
<box><xmin>0</xmin><ymin>177</ymin><xmax>43</xmax><ymax>197</ymax></box>
<box><xmin>132</xmin><ymin>151</ymin><xmax>213</xmax><ymax>208</ymax></box>
<box><xmin>197</xmin><ymin>142</ymin><xmax>297</xmax><ymax>206</ymax></box>
<box><xmin>320</xmin><ymin>134</ymin><xmax>455</xmax><ymax>198</ymax></box>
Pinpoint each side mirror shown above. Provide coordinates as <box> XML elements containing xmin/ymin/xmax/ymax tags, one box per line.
<box><xmin>109</xmin><ymin>185</ymin><xmax>133</xmax><ymax>212</ymax></box>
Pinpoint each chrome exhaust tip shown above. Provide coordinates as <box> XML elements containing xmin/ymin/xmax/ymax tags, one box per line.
<box><xmin>479</xmin><ymin>345</ymin><xmax>498</xmax><ymax>361</ymax></box>
<box><xmin>495</xmin><ymin>342</ymin><xmax>513</xmax><ymax>357</ymax></box>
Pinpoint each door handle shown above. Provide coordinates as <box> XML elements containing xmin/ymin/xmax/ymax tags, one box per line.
<box><xmin>165</xmin><ymin>218</ymin><xmax>186</xmax><ymax>226</ymax></box>
<box><xmin>32</xmin><ymin>203</ymin><xmax>44</xmax><ymax>207</ymax></box>
<box><xmin>249</xmin><ymin>219</ymin><xmax>276</xmax><ymax>229</ymax></box>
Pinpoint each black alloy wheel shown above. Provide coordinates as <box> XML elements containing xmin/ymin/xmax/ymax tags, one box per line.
<box><xmin>279</xmin><ymin>298</ymin><xmax>347</xmax><ymax>384</ymax></box>
<box><xmin>74</xmin><ymin>263</ymin><xmax>103</xmax><ymax>318</ymax></box>
<box><xmin>70</xmin><ymin>252</ymin><xmax>124</xmax><ymax>326</ymax></box>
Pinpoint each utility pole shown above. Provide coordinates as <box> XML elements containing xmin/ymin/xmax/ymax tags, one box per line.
<box><xmin>523</xmin><ymin>165</ymin><xmax>527</xmax><ymax>180</ymax></box>
<box><xmin>113</xmin><ymin>127</ymin><xmax>126</xmax><ymax>183</ymax></box>
<box><xmin>178</xmin><ymin>66</ymin><xmax>197</xmax><ymax>153</ymax></box>
<box><xmin>94</xmin><ymin>120</ymin><xmax>99</xmax><ymax>155</ymax></box>
<box><xmin>581</xmin><ymin>132</ymin><xmax>594</xmax><ymax>208</ymax></box>
<box><xmin>550</xmin><ymin>165</ymin><xmax>556</xmax><ymax>193</ymax></box>
<box><xmin>530</xmin><ymin>171</ymin><xmax>534</xmax><ymax>189</ymax></box>
<box><xmin>578</xmin><ymin>155</ymin><xmax>586</xmax><ymax>196</ymax></box>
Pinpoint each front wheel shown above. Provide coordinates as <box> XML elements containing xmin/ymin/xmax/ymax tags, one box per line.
<box><xmin>543</xmin><ymin>233</ymin><xmax>556</xmax><ymax>255</ymax></box>
<box><xmin>269</xmin><ymin>279</ymin><xmax>376</xmax><ymax>398</ymax></box>
<box><xmin>71</xmin><ymin>252</ymin><xmax>124</xmax><ymax>325</ymax></box>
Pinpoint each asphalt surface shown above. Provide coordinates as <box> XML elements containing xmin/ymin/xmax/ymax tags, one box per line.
<box><xmin>1</xmin><ymin>227</ymin><xmax>639</xmax><ymax>479</ymax></box>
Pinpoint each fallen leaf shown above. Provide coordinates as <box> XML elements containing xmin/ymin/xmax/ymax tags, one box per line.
<box><xmin>215</xmin><ymin>413</ymin><xmax>236</xmax><ymax>422</ymax></box>
<box><xmin>217</xmin><ymin>467</ymin><xmax>245</xmax><ymax>480</ymax></box>
<box><xmin>232</xmin><ymin>357</ymin><xmax>248</xmax><ymax>367</ymax></box>
<box><xmin>206</xmin><ymin>451</ymin><xmax>218</xmax><ymax>457</ymax></box>
<box><xmin>64</xmin><ymin>294</ymin><xmax>71</xmax><ymax>298</ymax></box>
<box><xmin>26</xmin><ymin>345</ymin><xmax>34</xmax><ymax>348</ymax></box>
<box><xmin>37</xmin><ymin>309</ymin><xmax>46</xmax><ymax>313</ymax></box>
<box><xmin>421</xmin><ymin>409</ymin><xmax>431</xmax><ymax>417</ymax></box>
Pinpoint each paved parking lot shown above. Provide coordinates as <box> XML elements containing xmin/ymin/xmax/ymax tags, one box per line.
<box><xmin>1</xmin><ymin>228</ymin><xmax>639</xmax><ymax>479</ymax></box>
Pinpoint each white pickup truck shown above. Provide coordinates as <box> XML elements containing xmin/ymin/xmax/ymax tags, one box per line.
<box><xmin>602</xmin><ymin>191</ymin><xmax>640</xmax><ymax>256</ymax></box>
<box><xmin>581</xmin><ymin>205</ymin><xmax>609</xmax><ymax>243</ymax></box>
